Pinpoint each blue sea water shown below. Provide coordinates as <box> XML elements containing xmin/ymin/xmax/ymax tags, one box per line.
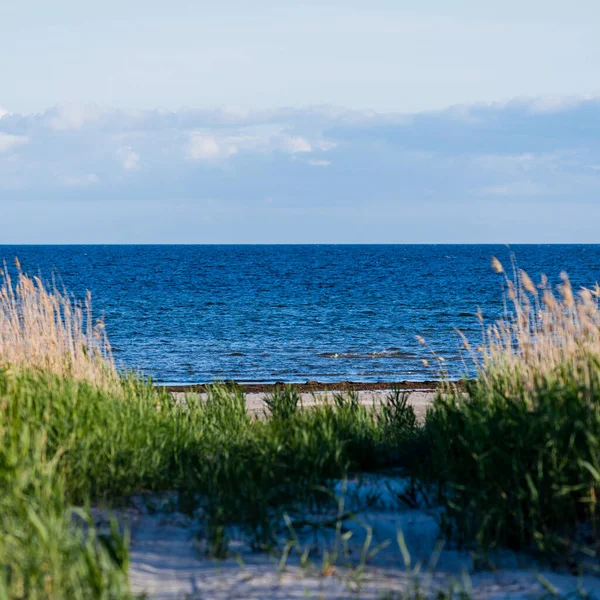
<box><xmin>1</xmin><ymin>245</ymin><xmax>599</xmax><ymax>384</ymax></box>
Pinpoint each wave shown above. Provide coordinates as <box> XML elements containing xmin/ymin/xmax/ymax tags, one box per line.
<box><xmin>318</xmin><ymin>349</ymin><xmax>418</xmax><ymax>360</ymax></box>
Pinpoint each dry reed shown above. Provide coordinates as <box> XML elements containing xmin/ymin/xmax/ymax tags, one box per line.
<box><xmin>469</xmin><ymin>254</ymin><xmax>600</xmax><ymax>394</ymax></box>
<box><xmin>0</xmin><ymin>260</ymin><xmax>117</xmax><ymax>386</ymax></box>
<box><xmin>424</xmin><ymin>258</ymin><xmax>600</xmax><ymax>555</ymax></box>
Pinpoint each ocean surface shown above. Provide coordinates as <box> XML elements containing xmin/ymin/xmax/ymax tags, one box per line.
<box><xmin>1</xmin><ymin>245</ymin><xmax>599</xmax><ymax>384</ymax></box>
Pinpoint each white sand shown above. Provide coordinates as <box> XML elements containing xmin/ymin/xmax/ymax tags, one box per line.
<box><xmin>122</xmin><ymin>475</ymin><xmax>600</xmax><ymax>599</ymax></box>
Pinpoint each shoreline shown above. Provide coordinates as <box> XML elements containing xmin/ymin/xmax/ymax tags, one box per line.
<box><xmin>160</xmin><ymin>379</ymin><xmax>466</xmax><ymax>394</ymax></box>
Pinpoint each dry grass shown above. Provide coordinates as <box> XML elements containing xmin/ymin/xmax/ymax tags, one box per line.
<box><xmin>464</xmin><ymin>254</ymin><xmax>600</xmax><ymax>395</ymax></box>
<box><xmin>0</xmin><ymin>259</ymin><xmax>117</xmax><ymax>386</ymax></box>
<box><xmin>421</xmin><ymin>253</ymin><xmax>600</xmax><ymax>555</ymax></box>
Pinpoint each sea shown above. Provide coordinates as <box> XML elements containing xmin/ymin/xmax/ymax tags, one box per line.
<box><xmin>1</xmin><ymin>245</ymin><xmax>599</xmax><ymax>384</ymax></box>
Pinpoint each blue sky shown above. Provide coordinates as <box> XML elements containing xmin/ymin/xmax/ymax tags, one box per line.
<box><xmin>1</xmin><ymin>1</ymin><xmax>600</xmax><ymax>242</ymax></box>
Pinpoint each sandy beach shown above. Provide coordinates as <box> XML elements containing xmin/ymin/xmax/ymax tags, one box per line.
<box><xmin>170</xmin><ymin>387</ymin><xmax>440</xmax><ymax>422</ymax></box>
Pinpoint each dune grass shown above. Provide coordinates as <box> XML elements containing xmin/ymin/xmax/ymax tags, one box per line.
<box><xmin>420</xmin><ymin>256</ymin><xmax>600</xmax><ymax>561</ymax></box>
<box><xmin>0</xmin><ymin>264</ymin><xmax>418</xmax><ymax>597</ymax></box>
<box><xmin>0</xmin><ymin>368</ymin><xmax>419</xmax><ymax>597</ymax></box>
<box><xmin>0</xmin><ymin>260</ymin><xmax>116</xmax><ymax>385</ymax></box>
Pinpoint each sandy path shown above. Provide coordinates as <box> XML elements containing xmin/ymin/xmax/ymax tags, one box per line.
<box><xmin>124</xmin><ymin>476</ymin><xmax>600</xmax><ymax>599</ymax></box>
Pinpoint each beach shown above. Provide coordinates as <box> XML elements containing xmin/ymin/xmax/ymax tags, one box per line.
<box><xmin>121</xmin><ymin>477</ymin><xmax>600</xmax><ymax>600</ymax></box>
<box><xmin>123</xmin><ymin>489</ymin><xmax>600</xmax><ymax>600</ymax></box>
<box><xmin>168</xmin><ymin>384</ymin><xmax>444</xmax><ymax>422</ymax></box>
<box><xmin>112</xmin><ymin>380</ymin><xmax>592</xmax><ymax>599</ymax></box>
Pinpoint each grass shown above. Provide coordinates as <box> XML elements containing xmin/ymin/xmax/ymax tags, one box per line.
<box><xmin>4</xmin><ymin>254</ymin><xmax>600</xmax><ymax>597</ymax></box>
<box><xmin>0</xmin><ymin>260</ymin><xmax>116</xmax><ymax>386</ymax></box>
<box><xmin>0</xmin><ymin>372</ymin><xmax>131</xmax><ymax>598</ymax></box>
<box><xmin>0</xmin><ymin>265</ymin><xmax>418</xmax><ymax>597</ymax></box>
<box><xmin>419</xmin><ymin>255</ymin><xmax>600</xmax><ymax>562</ymax></box>
<box><xmin>0</xmin><ymin>367</ymin><xmax>420</xmax><ymax>597</ymax></box>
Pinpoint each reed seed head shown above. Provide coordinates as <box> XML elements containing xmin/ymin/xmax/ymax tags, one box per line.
<box><xmin>0</xmin><ymin>260</ymin><xmax>117</xmax><ymax>386</ymax></box>
<box><xmin>520</xmin><ymin>270</ymin><xmax>536</xmax><ymax>294</ymax></box>
<box><xmin>491</xmin><ymin>256</ymin><xmax>504</xmax><ymax>274</ymax></box>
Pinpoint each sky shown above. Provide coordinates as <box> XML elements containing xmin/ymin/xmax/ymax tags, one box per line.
<box><xmin>1</xmin><ymin>0</ymin><xmax>600</xmax><ymax>243</ymax></box>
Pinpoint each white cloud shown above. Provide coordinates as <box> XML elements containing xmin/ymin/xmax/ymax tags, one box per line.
<box><xmin>48</xmin><ymin>104</ymin><xmax>105</xmax><ymax>131</ymax></box>
<box><xmin>315</xmin><ymin>140</ymin><xmax>337</xmax><ymax>151</ymax></box>
<box><xmin>117</xmin><ymin>146</ymin><xmax>140</xmax><ymax>170</ymax></box>
<box><xmin>62</xmin><ymin>173</ymin><xmax>100</xmax><ymax>187</ymax></box>
<box><xmin>185</xmin><ymin>129</ymin><xmax>336</xmax><ymax>160</ymax></box>
<box><xmin>280</xmin><ymin>135</ymin><xmax>312</xmax><ymax>153</ymax></box>
<box><xmin>188</xmin><ymin>133</ymin><xmax>239</xmax><ymax>161</ymax></box>
<box><xmin>0</xmin><ymin>107</ymin><xmax>8</xmax><ymax>120</ymax></box>
<box><xmin>526</xmin><ymin>95</ymin><xmax>585</xmax><ymax>115</ymax></box>
<box><xmin>1</xmin><ymin>97</ymin><xmax>600</xmax><ymax>215</ymax></box>
<box><xmin>0</xmin><ymin>133</ymin><xmax>28</xmax><ymax>153</ymax></box>
<box><xmin>185</xmin><ymin>128</ymin><xmax>336</xmax><ymax>160</ymax></box>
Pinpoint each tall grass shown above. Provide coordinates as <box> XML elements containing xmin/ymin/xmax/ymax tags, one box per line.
<box><xmin>422</xmin><ymin>255</ymin><xmax>600</xmax><ymax>559</ymax></box>
<box><xmin>0</xmin><ymin>264</ymin><xmax>129</xmax><ymax>598</ymax></box>
<box><xmin>0</xmin><ymin>412</ymin><xmax>130</xmax><ymax>599</ymax></box>
<box><xmin>0</xmin><ymin>261</ymin><xmax>116</xmax><ymax>386</ymax></box>
<box><xmin>471</xmin><ymin>256</ymin><xmax>600</xmax><ymax>396</ymax></box>
<box><xmin>0</xmin><ymin>262</ymin><xmax>419</xmax><ymax>597</ymax></box>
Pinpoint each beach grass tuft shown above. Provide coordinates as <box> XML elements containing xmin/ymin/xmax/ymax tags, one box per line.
<box><xmin>420</xmin><ymin>254</ymin><xmax>600</xmax><ymax>559</ymax></box>
<box><xmin>0</xmin><ymin>261</ymin><xmax>116</xmax><ymax>386</ymax></box>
